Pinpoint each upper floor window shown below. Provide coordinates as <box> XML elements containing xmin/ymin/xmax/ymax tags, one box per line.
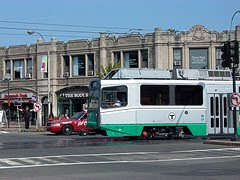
<box><xmin>189</xmin><ymin>48</ymin><xmax>208</xmax><ymax>69</ymax></box>
<box><xmin>122</xmin><ymin>50</ymin><xmax>148</xmax><ymax>68</ymax></box>
<box><xmin>13</xmin><ymin>59</ymin><xmax>24</xmax><ymax>79</ymax></box>
<box><xmin>216</xmin><ymin>47</ymin><xmax>223</xmax><ymax>69</ymax></box>
<box><xmin>88</xmin><ymin>54</ymin><xmax>94</xmax><ymax>76</ymax></box>
<box><xmin>173</xmin><ymin>48</ymin><xmax>182</xmax><ymax>69</ymax></box>
<box><xmin>141</xmin><ymin>50</ymin><xmax>148</xmax><ymax>68</ymax></box>
<box><xmin>73</xmin><ymin>55</ymin><xmax>85</xmax><ymax>76</ymax></box>
<box><xmin>63</xmin><ymin>56</ymin><xmax>70</xmax><ymax>75</ymax></box>
<box><xmin>26</xmin><ymin>58</ymin><xmax>32</xmax><ymax>78</ymax></box>
<box><xmin>5</xmin><ymin>60</ymin><xmax>11</xmax><ymax>77</ymax></box>
<box><xmin>124</xmin><ymin>51</ymin><xmax>138</xmax><ymax>68</ymax></box>
<box><xmin>113</xmin><ymin>52</ymin><xmax>121</xmax><ymax>65</ymax></box>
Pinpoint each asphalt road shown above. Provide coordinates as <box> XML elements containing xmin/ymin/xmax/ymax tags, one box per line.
<box><xmin>0</xmin><ymin>132</ymin><xmax>240</xmax><ymax>180</ymax></box>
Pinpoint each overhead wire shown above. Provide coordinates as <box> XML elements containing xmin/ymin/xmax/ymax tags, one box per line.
<box><xmin>0</xmin><ymin>20</ymin><xmax>152</xmax><ymax>31</ymax></box>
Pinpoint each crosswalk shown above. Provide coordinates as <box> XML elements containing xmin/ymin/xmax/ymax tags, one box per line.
<box><xmin>0</xmin><ymin>130</ymin><xmax>9</xmax><ymax>134</ymax></box>
<box><xmin>1</xmin><ymin>148</ymin><xmax>240</xmax><ymax>170</ymax></box>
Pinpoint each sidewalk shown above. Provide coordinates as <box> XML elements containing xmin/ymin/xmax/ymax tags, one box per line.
<box><xmin>0</xmin><ymin>121</ymin><xmax>45</xmax><ymax>133</ymax></box>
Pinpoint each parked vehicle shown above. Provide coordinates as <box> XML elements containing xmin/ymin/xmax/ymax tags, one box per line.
<box><xmin>45</xmin><ymin>111</ymin><xmax>94</xmax><ymax>135</ymax></box>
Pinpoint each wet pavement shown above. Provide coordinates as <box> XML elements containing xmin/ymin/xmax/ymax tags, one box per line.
<box><xmin>0</xmin><ymin>134</ymin><xmax>201</xmax><ymax>150</ymax></box>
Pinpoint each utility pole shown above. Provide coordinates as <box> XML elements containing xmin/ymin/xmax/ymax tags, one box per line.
<box><xmin>221</xmin><ymin>40</ymin><xmax>239</xmax><ymax>141</ymax></box>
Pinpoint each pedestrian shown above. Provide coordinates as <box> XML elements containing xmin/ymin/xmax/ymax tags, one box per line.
<box><xmin>17</xmin><ymin>106</ymin><xmax>34</xmax><ymax>131</ymax></box>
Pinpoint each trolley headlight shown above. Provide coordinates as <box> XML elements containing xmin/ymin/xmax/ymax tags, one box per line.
<box><xmin>51</xmin><ymin>123</ymin><xmax>61</xmax><ymax>127</ymax></box>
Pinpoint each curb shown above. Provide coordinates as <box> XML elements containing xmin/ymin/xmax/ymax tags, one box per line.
<box><xmin>203</xmin><ymin>140</ymin><xmax>240</xmax><ymax>146</ymax></box>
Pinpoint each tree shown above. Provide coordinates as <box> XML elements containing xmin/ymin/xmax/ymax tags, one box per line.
<box><xmin>99</xmin><ymin>62</ymin><xmax>121</xmax><ymax>79</ymax></box>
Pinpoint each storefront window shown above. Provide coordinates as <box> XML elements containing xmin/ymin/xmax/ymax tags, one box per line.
<box><xmin>124</xmin><ymin>51</ymin><xmax>138</xmax><ymax>68</ymax></box>
<box><xmin>88</xmin><ymin>54</ymin><xmax>94</xmax><ymax>76</ymax></box>
<box><xmin>141</xmin><ymin>50</ymin><xmax>148</xmax><ymax>68</ymax></box>
<box><xmin>13</xmin><ymin>59</ymin><xmax>25</xmax><ymax>79</ymax></box>
<box><xmin>190</xmin><ymin>49</ymin><xmax>208</xmax><ymax>69</ymax></box>
<box><xmin>73</xmin><ymin>55</ymin><xmax>85</xmax><ymax>76</ymax></box>
<box><xmin>173</xmin><ymin>48</ymin><xmax>182</xmax><ymax>69</ymax></box>
<box><xmin>216</xmin><ymin>48</ymin><xmax>223</xmax><ymax>69</ymax></box>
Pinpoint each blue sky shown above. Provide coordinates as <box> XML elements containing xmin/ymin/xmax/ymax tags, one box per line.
<box><xmin>0</xmin><ymin>0</ymin><xmax>239</xmax><ymax>47</ymax></box>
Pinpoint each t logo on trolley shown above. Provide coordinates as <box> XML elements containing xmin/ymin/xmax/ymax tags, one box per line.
<box><xmin>168</xmin><ymin>112</ymin><xmax>176</xmax><ymax>121</ymax></box>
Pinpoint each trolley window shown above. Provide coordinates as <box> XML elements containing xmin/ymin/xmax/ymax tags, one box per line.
<box><xmin>141</xmin><ymin>85</ymin><xmax>169</xmax><ymax>105</ymax></box>
<box><xmin>101</xmin><ymin>86</ymin><xmax>128</xmax><ymax>108</ymax></box>
<box><xmin>175</xmin><ymin>85</ymin><xmax>203</xmax><ymax>105</ymax></box>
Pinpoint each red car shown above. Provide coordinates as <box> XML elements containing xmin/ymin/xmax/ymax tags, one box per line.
<box><xmin>45</xmin><ymin>111</ymin><xmax>93</xmax><ymax>135</ymax></box>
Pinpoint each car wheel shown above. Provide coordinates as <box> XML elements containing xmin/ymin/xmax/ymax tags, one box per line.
<box><xmin>62</xmin><ymin>125</ymin><xmax>73</xmax><ymax>135</ymax></box>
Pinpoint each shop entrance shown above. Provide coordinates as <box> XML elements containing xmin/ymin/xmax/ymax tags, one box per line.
<box><xmin>57</xmin><ymin>86</ymin><xmax>88</xmax><ymax>118</ymax></box>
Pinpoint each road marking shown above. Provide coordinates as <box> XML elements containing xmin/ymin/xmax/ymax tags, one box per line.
<box><xmin>0</xmin><ymin>159</ymin><xmax>22</xmax><ymax>166</ymax></box>
<box><xmin>2</xmin><ymin>152</ymin><xmax>157</xmax><ymax>161</ymax></box>
<box><xmin>0</xmin><ymin>149</ymin><xmax>240</xmax><ymax>170</ymax></box>
<box><xmin>0</xmin><ymin>154</ymin><xmax>240</xmax><ymax>170</ymax></box>
<box><xmin>40</xmin><ymin>158</ymin><xmax>61</xmax><ymax>164</ymax></box>
<box><xmin>19</xmin><ymin>158</ymin><xmax>43</xmax><ymax>165</ymax></box>
<box><xmin>171</xmin><ymin>147</ymin><xmax>240</xmax><ymax>153</ymax></box>
<box><xmin>0</xmin><ymin>130</ymin><xmax>9</xmax><ymax>134</ymax></box>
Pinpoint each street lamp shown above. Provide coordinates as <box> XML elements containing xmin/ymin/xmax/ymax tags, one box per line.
<box><xmin>27</xmin><ymin>31</ymin><xmax>52</xmax><ymax>120</ymax></box>
<box><xmin>5</xmin><ymin>74</ymin><xmax>11</xmax><ymax>128</ymax></box>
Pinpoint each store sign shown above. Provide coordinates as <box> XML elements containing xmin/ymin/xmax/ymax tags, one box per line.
<box><xmin>59</xmin><ymin>93</ymin><xmax>88</xmax><ymax>99</ymax></box>
<box><xmin>1</xmin><ymin>93</ymin><xmax>33</xmax><ymax>99</ymax></box>
<box><xmin>190</xmin><ymin>49</ymin><xmax>208</xmax><ymax>69</ymax></box>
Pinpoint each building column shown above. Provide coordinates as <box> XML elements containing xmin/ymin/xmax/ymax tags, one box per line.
<box><xmin>120</xmin><ymin>51</ymin><xmax>124</xmax><ymax>68</ymax></box>
<box><xmin>85</xmin><ymin>54</ymin><xmax>88</xmax><ymax>76</ymax></box>
<box><xmin>50</xmin><ymin>38</ymin><xmax>58</xmax><ymax>117</ymax></box>
<box><xmin>100</xmin><ymin>33</ymin><xmax>107</xmax><ymax>69</ymax></box>
<box><xmin>154</xmin><ymin>27</ymin><xmax>162</xmax><ymax>69</ymax></box>
<box><xmin>69</xmin><ymin>55</ymin><xmax>73</xmax><ymax>77</ymax></box>
<box><xmin>10</xmin><ymin>60</ymin><xmax>13</xmax><ymax>80</ymax></box>
<box><xmin>209</xmin><ymin>42</ymin><xmax>215</xmax><ymax>69</ymax></box>
<box><xmin>183</xmin><ymin>42</ymin><xmax>189</xmax><ymax>69</ymax></box>
<box><xmin>138</xmin><ymin>50</ymin><xmax>141</xmax><ymax>68</ymax></box>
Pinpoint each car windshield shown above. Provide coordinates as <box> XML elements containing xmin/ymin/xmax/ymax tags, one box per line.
<box><xmin>71</xmin><ymin>112</ymin><xmax>84</xmax><ymax>120</ymax></box>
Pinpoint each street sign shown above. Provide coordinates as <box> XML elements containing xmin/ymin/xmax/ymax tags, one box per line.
<box><xmin>31</xmin><ymin>95</ymin><xmax>37</xmax><ymax>103</ymax></box>
<box><xmin>14</xmin><ymin>97</ymin><xmax>22</xmax><ymax>106</ymax></box>
<box><xmin>34</xmin><ymin>103</ymin><xmax>42</xmax><ymax>112</ymax></box>
<box><xmin>230</xmin><ymin>93</ymin><xmax>240</xmax><ymax>107</ymax></box>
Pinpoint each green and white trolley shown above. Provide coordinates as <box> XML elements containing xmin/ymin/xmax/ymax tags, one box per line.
<box><xmin>87</xmin><ymin>68</ymin><xmax>240</xmax><ymax>138</ymax></box>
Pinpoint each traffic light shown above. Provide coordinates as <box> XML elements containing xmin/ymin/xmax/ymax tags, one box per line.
<box><xmin>229</xmin><ymin>40</ymin><xmax>239</xmax><ymax>65</ymax></box>
<box><xmin>221</xmin><ymin>41</ymin><xmax>231</xmax><ymax>68</ymax></box>
<box><xmin>221</xmin><ymin>40</ymin><xmax>239</xmax><ymax>68</ymax></box>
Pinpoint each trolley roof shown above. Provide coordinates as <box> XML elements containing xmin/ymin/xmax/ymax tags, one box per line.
<box><xmin>104</xmin><ymin>68</ymin><xmax>233</xmax><ymax>81</ymax></box>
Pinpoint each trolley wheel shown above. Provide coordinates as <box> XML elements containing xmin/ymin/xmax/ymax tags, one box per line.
<box><xmin>62</xmin><ymin>125</ymin><xmax>73</xmax><ymax>135</ymax></box>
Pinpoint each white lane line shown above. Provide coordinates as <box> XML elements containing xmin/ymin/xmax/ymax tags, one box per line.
<box><xmin>0</xmin><ymin>159</ymin><xmax>22</xmax><ymax>166</ymax></box>
<box><xmin>0</xmin><ymin>154</ymin><xmax>240</xmax><ymax>170</ymax></box>
<box><xmin>171</xmin><ymin>147</ymin><xmax>240</xmax><ymax>153</ymax></box>
<box><xmin>1</xmin><ymin>152</ymin><xmax>157</xmax><ymax>161</ymax></box>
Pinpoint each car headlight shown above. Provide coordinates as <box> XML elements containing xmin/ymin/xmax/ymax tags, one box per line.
<box><xmin>51</xmin><ymin>123</ymin><xmax>61</xmax><ymax>127</ymax></box>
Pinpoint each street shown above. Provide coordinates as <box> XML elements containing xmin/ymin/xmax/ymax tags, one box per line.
<box><xmin>0</xmin><ymin>132</ymin><xmax>240</xmax><ymax>179</ymax></box>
